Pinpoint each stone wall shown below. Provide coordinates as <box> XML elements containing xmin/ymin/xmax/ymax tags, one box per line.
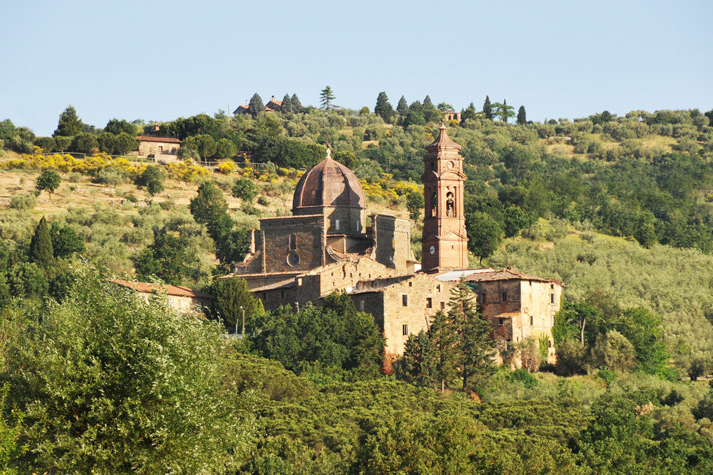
<box><xmin>371</xmin><ymin>214</ymin><xmax>413</xmax><ymax>274</ymax></box>
<box><xmin>137</xmin><ymin>141</ymin><xmax>180</xmax><ymax>160</ymax></box>
<box><xmin>247</xmin><ymin>215</ymin><xmax>326</xmax><ymax>274</ymax></box>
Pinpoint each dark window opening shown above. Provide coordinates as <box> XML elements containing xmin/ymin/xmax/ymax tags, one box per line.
<box><xmin>402</xmin><ymin>324</ymin><xmax>408</xmax><ymax>335</ymax></box>
<box><xmin>530</xmin><ymin>316</ymin><xmax>534</xmax><ymax>326</ymax></box>
<box><xmin>501</xmin><ymin>292</ymin><xmax>507</xmax><ymax>302</ymax></box>
<box><xmin>402</xmin><ymin>295</ymin><xmax>408</xmax><ymax>306</ymax></box>
<box><xmin>550</xmin><ymin>294</ymin><xmax>555</xmax><ymax>304</ymax></box>
<box><xmin>289</xmin><ymin>234</ymin><xmax>296</xmax><ymax>251</ymax></box>
<box><xmin>480</xmin><ymin>293</ymin><xmax>486</xmax><ymax>304</ymax></box>
<box><xmin>426</xmin><ymin>297</ymin><xmax>432</xmax><ymax>308</ymax></box>
<box><xmin>498</xmin><ymin>318</ymin><xmax>505</xmax><ymax>325</ymax></box>
<box><xmin>440</xmin><ymin>301</ymin><xmax>445</xmax><ymax>309</ymax></box>
<box><xmin>281</xmin><ymin>291</ymin><xmax>285</xmax><ymax>300</ymax></box>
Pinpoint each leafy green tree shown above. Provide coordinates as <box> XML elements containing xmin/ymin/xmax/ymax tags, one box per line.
<box><xmin>483</xmin><ymin>95</ymin><xmax>493</xmax><ymax>120</ymax></box>
<box><xmin>135</xmin><ymin>165</ymin><xmax>166</xmax><ymax>196</ymax></box>
<box><xmin>53</xmin><ymin>135</ymin><xmax>71</xmax><ymax>152</ymax></box>
<box><xmin>465</xmin><ymin>211</ymin><xmax>502</xmax><ymax>264</ymax></box>
<box><xmin>112</xmin><ymin>132</ymin><xmax>138</xmax><ymax>155</ymax></box>
<box><xmin>0</xmin><ymin>383</ymin><xmax>27</xmax><ymax>471</ymax></box>
<box><xmin>183</xmin><ymin>134</ymin><xmax>216</xmax><ymax>161</ymax></box>
<box><xmin>449</xmin><ymin>282</ymin><xmax>495</xmax><ymax>391</ymax></box>
<box><xmin>492</xmin><ymin>99</ymin><xmax>515</xmax><ymax>123</ymax></box>
<box><xmin>104</xmin><ymin>118</ymin><xmax>139</xmax><ymax>136</ymax></box>
<box><xmin>250</xmin><ymin>292</ymin><xmax>384</xmax><ymax>377</ymax></box>
<box><xmin>4</xmin><ymin>269</ymin><xmax>253</xmax><ymax>473</ymax></box>
<box><xmin>34</xmin><ymin>136</ymin><xmax>56</xmax><ymax>153</ymax></box>
<box><xmin>552</xmin><ymin>300</ymin><xmax>602</xmax><ymax>347</ymax></box>
<box><xmin>554</xmin><ymin>338</ymin><xmax>586</xmax><ymax>376</ymax></box>
<box><xmin>374</xmin><ymin>92</ymin><xmax>394</xmax><ymax>123</ymax></box>
<box><xmin>134</xmin><ymin>227</ymin><xmax>193</xmax><ymax>285</ymax></box>
<box><xmin>502</xmin><ymin>205</ymin><xmax>529</xmax><ymax>238</ymax></box>
<box><xmin>290</xmin><ymin>93</ymin><xmax>302</xmax><ymax>112</ymax></box>
<box><xmin>7</xmin><ymin>262</ymin><xmax>48</xmax><ymax>299</ymax></box>
<box><xmin>320</xmin><ymin>86</ymin><xmax>335</xmax><ymax>110</ymax></box>
<box><xmin>214</xmin><ymin>138</ymin><xmax>237</xmax><ymax>159</ymax></box>
<box><xmin>211</xmin><ymin>276</ymin><xmax>264</xmax><ymax>334</ymax></box>
<box><xmin>53</xmin><ymin>105</ymin><xmax>84</xmax><ymax>137</ymax></box>
<box><xmin>232</xmin><ymin>178</ymin><xmax>258</xmax><ymax>203</ymax></box>
<box><xmin>248</xmin><ymin>93</ymin><xmax>264</xmax><ymax>117</ymax></box>
<box><xmin>35</xmin><ymin>169</ymin><xmax>61</xmax><ymax>200</ymax></box>
<box><xmin>29</xmin><ymin>217</ymin><xmax>54</xmax><ymax>270</ymax></box>
<box><xmin>437</xmin><ymin>102</ymin><xmax>454</xmax><ymax>111</ymax></box>
<box><xmin>517</xmin><ymin>105</ymin><xmax>527</xmax><ymax>125</ymax></box>
<box><xmin>70</xmin><ymin>133</ymin><xmax>99</xmax><ymax>154</ymax></box>
<box><xmin>50</xmin><ymin>223</ymin><xmax>85</xmax><ymax>258</ymax></box>
<box><xmin>406</xmin><ymin>191</ymin><xmax>424</xmax><ymax>222</ymax></box>
<box><xmin>461</xmin><ymin>102</ymin><xmax>477</xmax><ymax>123</ymax></box>
<box><xmin>396</xmin><ymin>96</ymin><xmax>409</xmax><ymax>117</ymax></box>
<box><xmin>333</xmin><ymin>150</ymin><xmax>359</xmax><ymax>169</ymax></box>
<box><xmin>615</xmin><ymin>307</ymin><xmax>670</xmax><ymax>375</ymax></box>
<box><xmin>592</xmin><ymin>330</ymin><xmax>637</xmax><ymax>373</ymax></box>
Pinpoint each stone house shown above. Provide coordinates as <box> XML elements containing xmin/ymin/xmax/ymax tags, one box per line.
<box><xmin>110</xmin><ymin>280</ymin><xmax>213</xmax><ymax>315</ymax></box>
<box><xmin>136</xmin><ymin>136</ymin><xmax>181</xmax><ymax>163</ymax></box>
<box><xmin>233</xmin><ymin>96</ymin><xmax>283</xmax><ymax>115</ymax></box>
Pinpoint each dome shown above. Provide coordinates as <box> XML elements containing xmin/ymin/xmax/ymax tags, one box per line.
<box><xmin>292</xmin><ymin>150</ymin><xmax>366</xmax><ymax>211</ymax></box>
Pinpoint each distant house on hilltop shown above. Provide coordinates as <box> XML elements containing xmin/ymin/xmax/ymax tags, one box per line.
<box><xmin>136</xmin><ymin>136</ymin><xmax>181</xmax><ymax>163</ymax></box>
<box><xmin>233</xmin><ymin>96</ymin><xmax>283</xmax><ymax>115</ymax></box>
<box><xmin>110</xmin><ymin>279</ymin><xmax>213</xmax><ymax>314</ymax></box>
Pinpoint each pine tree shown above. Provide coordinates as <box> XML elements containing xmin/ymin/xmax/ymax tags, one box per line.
<box><xmin>374</xmin><ymin>92</ymin><xmax>394</xmax><ymax>123</ymax></box>
<box><xmin>461</xmin><ymin>102</ymin><xmax>477</xmax><ymax>123</ymax></box>
<box><xmin>483</xmin><ymin>96</ymin><xmax>493</xmax><ymax>120</ymax></box>
<box><xmin>448</xmin><ymin>283</ymin><xmax>496</xmax><ymax>392</ymax></box>
<box><xmin>422</xmin><ymin>95</ymin><xmax>440</xmax><ymax>123</ymax></box>
<box><xmin>281</xmin><ymin>94</ymin><xmax>293</xmax><ymax>113</ymax></box>
<box><xmin>396</xmin><ymin>96</ymin><xmax>409</xmax><ymax>116</ymax></box>
<box><xmin>30</xmin><ymin>216</ymin><xmax>54</xmax><ymax>270</ymax></box>
<box><xmin>248</xmin><ymin>93</ymin><xmax>264</xmax><ymax>118</ymax></box>
<box><xmin>428</xmin><ymin>310</ymin><xmax>458</xmax><ymax>392</ymax></box>
<box><xmin>395</xmin><ymin>331</ymin><xmax>437</xmax><ymax>387</ymax></box>
<box><xmin>320</xmin><ymin>86</ymin><xmax>335</xmax><ymax>110</ymax></box>
<box><xmin>290</xmin><ymin>94</ymin><xmax>303</xmax><ymax>112</ymax></box>
<box><xmin>517</xmin><ymin>105</ymin><xmax>527</xmax><ymax>125</ymax></box>
<box><xmin>53</xmin><ymin>105</ymin><xmax>84</xmax><ymax>137</ymax></box>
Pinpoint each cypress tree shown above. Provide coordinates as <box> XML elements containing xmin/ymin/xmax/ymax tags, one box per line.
<box><xmin>483</xmin><ymin>95</ymin><xmax>493</xmax><ymax>120</ymax></box>
<box><xmin>281</xmin><ymin>94</ymin><xmax>293</xmax><ymax>113</ymax></box>
<box><xmin>461</xmin><ymin>102</ymin><xmax>477</xmax><ymax>123</ymax></box>
<box><xmin>30</xmin><ymin>216</ymin><xmax>54</xmax><ymax>270</ymax></box>
<box><xmin>248</xmin><ymin>93</ymin><xmax>264</xmax><ymax>118</ymax></box>
<box><xmin>290</xmin><ymin>94</ymin><xmax>302</xmax><ymax>112</ymax></box>
<box><xmin>374</xmin><ymin>92</ymin><xmax>394</xmax><ymax>123</ymax></box>
<box><xmin>517</xmin><ymin>105</ymin><xmax>527</xmax><ymax>125</ymax></box>
<box><xmin>396</xmin><ymin>96</ymin><xmax>409</xmax><ymax>116</ymax></box>
<box><xmin>428</xmin><ymin>310</ymin><xmax>458</xmax><ymax>392</ymax></box>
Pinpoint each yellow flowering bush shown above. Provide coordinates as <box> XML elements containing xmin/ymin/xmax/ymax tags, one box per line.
<box><xmin>217</xmin><ymin>161</ymin><xmax>236</xmax><ymax>174</ymax></box>
<box><xmin>164</xmin><ymin>160</ymin><xmax>210</xmax><ymax>181</ymax></box>
<box><xmin>360</xmin><ymin>173</ymin><xmax>420</xmax><ymax>202</ymax></box>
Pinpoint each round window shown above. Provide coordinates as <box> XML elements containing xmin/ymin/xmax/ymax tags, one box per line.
<box><xmin>287</xmin><ymin>252</ymin><xmax>300</xmax><ymax>266</ymax></box>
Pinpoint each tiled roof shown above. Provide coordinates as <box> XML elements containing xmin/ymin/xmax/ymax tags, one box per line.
<box><xmin>250</xmin><ymin>279</ymin><xmax>296</xmax><ymax>293</ymax></box>
<box><xmin>426</xmin><ymin>123</ymin><xmax>462</xmax><ymax>151</ymax></box>
<box><xmin>110</xmin><ymin>280</ymin><xmax>214</xmax><ymax>299</ymax></box>
<box><xmin>462</xmin><ymin>269</ymin><xmax>564</xmax><ymax>286</ymax></box>
<box><xmin>136</xmin><ymin>136</ymin><xmax>181</xmax><ymax>144</ymax></box>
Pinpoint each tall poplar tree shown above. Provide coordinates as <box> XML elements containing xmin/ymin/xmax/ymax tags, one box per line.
<box><xmin>29</xmin><ymin>216</ymin><xmax>54</xmax><ymax>270</ymax></box>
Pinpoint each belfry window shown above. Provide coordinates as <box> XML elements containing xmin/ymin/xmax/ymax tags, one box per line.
<box><xmin>289</xmin><ymin>234</ymin><xmax>296</xmax><ymax>251</ymax></box>
<box><xmin>431</xmin><ymin>192</ymin><xmax>437</xmax><ymax>217</ymax></box>
<box><xmin>446</xmin><ymin>192</ymin><xmax>455</xmax><ymax>217</ymax></box>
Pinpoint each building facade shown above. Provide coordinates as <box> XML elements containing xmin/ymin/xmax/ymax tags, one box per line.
<box><xmin>136</xmin><ymin>136</ymin><xmax>181</xmax><ymax>163</ymax></box>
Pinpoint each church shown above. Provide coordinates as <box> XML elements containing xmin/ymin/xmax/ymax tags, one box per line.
<box><xmin>221</xmin><ymin>123</ymin><xmax>562</xmax><ymax>363</ymax></box>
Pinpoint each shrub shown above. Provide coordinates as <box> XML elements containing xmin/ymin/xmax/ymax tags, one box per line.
<box><xmin>9</xmin><ymin>194</ymin><xmax>37</xmax><ymax>210</ymax></box>
<box><xmin>94</xmin><ymin>167</ymin><xmax>126</xmax><ymax>185</ymax></box>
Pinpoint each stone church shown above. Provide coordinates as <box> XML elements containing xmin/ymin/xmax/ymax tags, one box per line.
<box><xmin>222</xmin><ymin>124</ymin><xmax>562</xmax><ymax>363</ymax></box>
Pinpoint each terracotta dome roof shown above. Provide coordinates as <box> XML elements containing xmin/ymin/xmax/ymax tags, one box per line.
<box><xmin>426</xmin><ymin>123</ymin><xmax>462</xmax><ymax>151</ymax></box>
<box><xmin>292</xmin><ymin>151</ymin><xmax>366</xmax><ymax>211</ymax></box>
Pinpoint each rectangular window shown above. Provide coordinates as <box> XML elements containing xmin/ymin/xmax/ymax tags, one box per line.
<box><xmin>499</xmin><ymin>318</ymin><xmax>505</xmax><ymax>326</ymax></box>
<box><xmin>440</xmin><ymin>301</ymin><xmax>445</xmax><ymax>310</ymax></box>
<box><xmin>426</xmin><ymin>297</ymin><xmax>432</xmax><ymax>308</ymax></box>
<box><xmin>281</xmin><ymin>291</ymin><xmax>285</xmax><ymax>300</ymax></box>
<box><xmin>480</xmin><ymin>293</ymin><xmax>486</xmax><ymax>304</ymax></box>
<box><xmin>530</xmin><ymin>316</ymin><xmax>534</xmax><ymax>326</ymax></box>
<box><xmin>501</xmin><ymin>292</ymin><xmax>507</xmax><ymax>302</ymax></box>
<box><xmin>402</xmin><ymin>295</ymin><xmax>408</xmax><ymax>306</ymax></box>
<box><xmin>359</xmin><ymin>300</ymin><xmax>365</xmax><ymax>311</ymax></box>
<box><xmin>402</xmin><ymin>324</ymin><xmax>408</xmax><ymax>335</ymax></box>
<box><xmin>550</xmin><ymin>294</ymin><xmax>555</xmax><ymax>304</ymax></box>
<box><xmin>335</xmin><ymin>219</ymin><xmax>340</xmax><ymax>231</ymax></box>
<box><xmin>289</xmin><ymin>234</ymin><xmax>296</xmax><ymax>251</ymax></box>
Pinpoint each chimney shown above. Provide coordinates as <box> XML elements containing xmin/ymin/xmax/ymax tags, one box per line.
<box><xmin>271</xmin><ymin>95</ymin><xmax>276</xmax><ymax>102</ymax></box>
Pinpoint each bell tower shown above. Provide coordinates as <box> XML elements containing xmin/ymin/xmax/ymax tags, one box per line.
<box><xmin>421</xmin><ymin>122</ymin><xmax>468</xmax><ymax>272</ymax></box>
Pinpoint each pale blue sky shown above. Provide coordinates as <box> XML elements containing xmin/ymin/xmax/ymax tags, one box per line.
<box><xmin>1</xmin><ymin>0</ymin><xmax>711</xmax><ymax>136</ymax></box>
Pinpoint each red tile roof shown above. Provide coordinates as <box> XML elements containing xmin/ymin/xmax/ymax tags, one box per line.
<box><xmin>426</xmin><ymin>123</ymin><xmax>462</xmax><ymax>151</ymax></box>
<box><xmin>462</xmin><ymin>269</ymin><xmax>564</xmax><ymax>286</ymax></box>
<box><xmin>110</xmin><ymin>280</ymin><xmax>214</xmax><ymax>299</ymax></box>
<box><xmin>136</xmin><ymin>136</ymin><xmax>182</xmax><ymax>144</ymax></box>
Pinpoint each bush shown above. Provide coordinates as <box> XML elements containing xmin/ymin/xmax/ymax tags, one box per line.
<box><xmin>94</xmin><ymin>167</ymin><xmax>126</xmax><ymax>185</ymax></box>
<box><xmin>9</xmin><ymin>194</ymin><xmax>37</xmax><ymax>210</ymax></box>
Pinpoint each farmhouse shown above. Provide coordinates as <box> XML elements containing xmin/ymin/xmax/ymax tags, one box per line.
<box><xmin>110</xmin><ymin>279</ymin><xmax>213</xmax><ymax>315</ymax></box>
<box><xmin>136</xmin><ymin>136</ymin><xmax>181</xmax><ymax>163</ymax></box>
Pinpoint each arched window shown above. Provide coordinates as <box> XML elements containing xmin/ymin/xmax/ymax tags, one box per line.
<box><xmin>431</xmin><ymin>192</ymin><xmax>438</xmax><ymax>217</ymax></box>
<box><xmin>446</xmin><ymin>192</ymin><xmax>455</xmax><ymax>217</ymax></box>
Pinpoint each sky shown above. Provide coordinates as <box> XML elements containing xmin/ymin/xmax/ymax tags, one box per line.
<box><xmin>1</xmin><ymin>0</ymin><xmax>711</xmax><ymax>137</ymax></box>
